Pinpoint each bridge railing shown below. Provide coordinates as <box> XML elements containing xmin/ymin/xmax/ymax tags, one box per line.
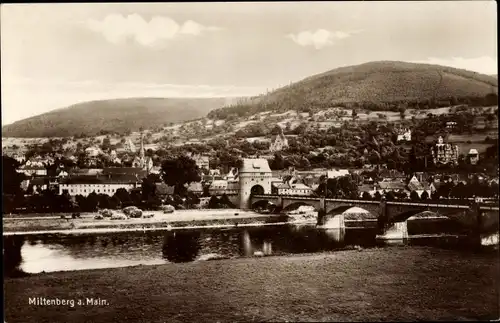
<box><xmin>251</xmin><ymin>194</ymin><xmax>498</xmax><ymax>209</ymax></box>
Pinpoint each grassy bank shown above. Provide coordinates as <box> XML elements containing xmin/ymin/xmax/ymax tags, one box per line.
<box><xmin>4</xmin><ymin>247</ymin><xmax>499</xmax><ymax>322</ymax></box>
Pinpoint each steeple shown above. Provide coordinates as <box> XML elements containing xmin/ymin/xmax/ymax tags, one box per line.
<box><xmin>139</xmin><ymin>131</ymin><xmax>145</xmax><ymax>169</ymax></box>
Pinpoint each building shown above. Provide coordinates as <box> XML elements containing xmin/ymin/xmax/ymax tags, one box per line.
<box><xmin>406</xmin><ymin>175</ymin><xmax>432</xmax><ymax>198</ymax></box>
<box><xmin>239</xmin><ymin>158</ymin><xmax>273</xmax><ymax>209</ymax></box>
<box><xmin>102</xmin><ymin>167</ymin><xmax>147</xmax><ymax>179</ymax></box>
<box><xmin>191</xmin><ymin>155</ymin><xmax>210</xmax><ymax>170</ymax></box>
<box><xmin>468</xmin><ymin>148</ymin><xmax>479</xmax><ymax>165</ymax></box>
<box><xmin>85</xmin><ymin>146</ymin><xmax>102</xmax><ymax>157</ymax></box>
<box><xmin>375</xmin><ymin>180</ymin><xmax>409</xmax><ymax>197</ymax></box>
<box><xmin>269</xmin><ymin>127</ymin><xmax>289</xmax><ymax>152</ymax></box>
<box><xmin>430</xmin><ymin>136</ymin><xmax>459</xmax><ymax>166</ymax></box>
<box><xmin>326</xmin><ymin>169</ymin><xmax>350</xmax><ymax>179</ymax></box>
<box><xmin>58</xmin><ymin>174</ymin><xmax>141</xmax><ymax>196</ymax></box>
<box><xmin>273</xmin><ymin>182</ymin><xmax>313</xmax><ymax>196</ymax></box>
<box><xmin>17</xmin><ymin>165</ymin><xmax>47</xmax><ymax>177</ymax></box>
<box><xmin>396</xmin><ymin>128</ymin><xmax>412</xmax><ymax>142</ymax></box>
<box><xmin>208</xmin><ymin>179</ymin><xmax>239</xmax><ymax>195</ymax></box>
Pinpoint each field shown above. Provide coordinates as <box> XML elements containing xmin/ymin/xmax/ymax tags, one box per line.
<box><xmin>4</xmin><ymin>247</ymin><xmax>499</xmax><ymax>322</ymax></box>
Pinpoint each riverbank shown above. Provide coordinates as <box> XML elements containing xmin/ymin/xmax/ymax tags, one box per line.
<box><xmin>3</xmin><ymin>209</ymin><xmax>283</xmax><ymax>234</ymax></box>
<box><xmin>5</xmin><ymin>247</ymin><xmax>498</xmax><ymax>322</ymax></box>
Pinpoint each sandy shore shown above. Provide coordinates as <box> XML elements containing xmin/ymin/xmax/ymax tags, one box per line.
<box><xmin>3</xmin><ymin>209</ymin><xmax>284</xmax><ymax>234</ymax></box>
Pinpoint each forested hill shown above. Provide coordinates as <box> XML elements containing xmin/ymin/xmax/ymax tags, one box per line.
<box><xmin>208</xmin><ymin>61</ymin><xmax>498</xmax><ymax>119</ymax></box>
<box><xmin>2</xmin><ymin>97</ymin><xmax>243</xmax><ymax>138</ymax></box>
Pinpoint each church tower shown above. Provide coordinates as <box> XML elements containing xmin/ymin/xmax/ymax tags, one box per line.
<box><xmin>139</xmin><ymin>131</ymin><xmax>145</xmax><ymax>169</ymax></box>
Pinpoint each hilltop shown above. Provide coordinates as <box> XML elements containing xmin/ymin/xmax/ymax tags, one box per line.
<box><xmin>208</xmin><ymin>61</ymin><xmax>498</xmax><ymax>119</ymax></box>
<box><xmin>3</xmin><ymin>61</ymin><xmax>497</xmax><ymax>139</ymax></box>
<box><xmin>1</xmin><ymin>97</ymin><xmax>244</xmax><ymax>138</ymax></box>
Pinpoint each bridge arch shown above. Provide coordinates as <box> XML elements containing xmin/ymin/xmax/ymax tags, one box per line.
<box><xmin>282</xmin><ymin>201</ymin><xmax>320</xmax><ymax>213</ymax></box>
<box><xmin>251</xmin><ymin>199</ymin><xmax>275</xmax><ymax>210</ymax></box>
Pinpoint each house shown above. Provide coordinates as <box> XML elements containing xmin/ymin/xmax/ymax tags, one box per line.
<box><xmin>85</xmin><ymin>146</ymin><xmax>102</xmax><ymax>157</ymax></box>
<box><xmin>430</xmin><ymin>136</ymin><xmax>459</xmax><ymax>166</ymax></box>
<box><xmin>56</xmin><ymin>170</ymin><xmax>69</xmax><ymax>178</ymax></box>
<box><xmin>17</xmin><ymin>165</ymin><xmax>47</xmax><ymax>177</ymax></box>
<box><xmin>208</xmin><ymin>179</ymin><xmax>239</xmax><ymax>195</ymax></box>
<box><xmin>358</xmin><ymin>184</ymin><xmax>377</xmax><ymax>197</ymax></box>
<box><xmin>30</xmin><ymin>177</ymin><xmax>49</xmax><ymax>194</ymax></box>
<box><xmin>326</xmin><ymin>169</ymin><xmax>349</xmax><ymax>179</ymax></box>
<box><xmin>406</xmin><ymin>175</ymin><xmax>432</xmax><ymax>198</ymax></box>
<box><xmin>155</xmin><ymin>183</ymin><xmax>175</xmax><ymax>199</ymax></box>
<box><xmin>59</xmin><ymin>174</ymin><xmax>141</xmax><ymax>197</ymax></box>
<box><xmin>186</xmin><ymin>182</ymin><xmax>204</xmax><ymax>195</ymax></box>
<box><xmin>375</xmin><ymin>180</ymin><xmax>409</xmax><ymax>197</ymax></box>
<box><xmin>468</xmin><ymin>148</ymin><xmax>479</xmax><ymax>165</ymax></box>
<box><xmin>189</xmin><ymin>154</ymin><xmax>210</xmax><ymax>170</ymax></box>
<box><xmin>396</xmin><ymin>128</ymin><xmax>412</xmax><ymax>142</ymax></box>
<box><xmin>273</xmin><ymin>182</ymin><xmax>313</xmax><ymax>196</ymax></box>
<box><xmin>150</xmin><ymin>166</ymin><xmax>162</xmax><ymax>175</ymax></box>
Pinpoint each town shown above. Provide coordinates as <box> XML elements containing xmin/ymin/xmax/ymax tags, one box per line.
<box><xmin>3</xmin><ymin>120</ymin><xmax>499</xmax><ymax>216</ymax></box>
<box><xmin>3</xmin><ymin>2</ymin><xmax>499</xmax><ymax>323</ymax></box>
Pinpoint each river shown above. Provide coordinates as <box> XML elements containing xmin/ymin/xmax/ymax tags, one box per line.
<box><xmin>4</xmin><ymin>223</ymin><xmax>498</xmax><ymax>275</ymax></box>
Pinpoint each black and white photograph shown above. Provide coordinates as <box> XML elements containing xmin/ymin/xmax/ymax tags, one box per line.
<box><xmin>2</xmin><ymin>1</ymin><xmax>499</xmax><ymax>322</ymax></box>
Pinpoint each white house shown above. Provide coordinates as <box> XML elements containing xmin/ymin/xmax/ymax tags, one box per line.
<box><xmin>327</xmin><ymin>169</ymin><xmax>349</xmax><ymax>179</ymax></box>
<box><xmin>273</xmin><ymin>182</ymin><xmax>313</xmax><ymax>196</ymax></box>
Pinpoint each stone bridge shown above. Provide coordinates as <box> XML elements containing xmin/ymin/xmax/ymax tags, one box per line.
<box><xmin>250</xmin><ymin>195</ymin><xmax>499</xmax><ymax>233</ymax></box>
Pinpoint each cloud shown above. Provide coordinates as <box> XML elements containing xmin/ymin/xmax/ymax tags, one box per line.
<box><xmin>287</xmin><ymin>29</ymin><xmax>360</xmax><ymax>49</ymax></box>
<box><xmin>412</xmin><ymin>56</ymin><xmax>497</xmax><ymax>75</ymax></box>
<box><xmin>87</xmin><ymin>14</ymin><xmax>221</xmax><ymax>46</ymax></box>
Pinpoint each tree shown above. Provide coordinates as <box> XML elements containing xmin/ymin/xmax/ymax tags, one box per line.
<box><xmin>141</xmin><ymin>174</ymin><xmax>159</xmax><ymax>201</ymax></box>
<box><xmin>385</xmin><ymin>191</ymin><xmax>396</xmax><ymax>201</ymax></box>
<box><xmin>398</xmin><ymin>105</ymin><xmax>406</xmax><ymax>120</ymax></box>
<box><xmin>114</xmin><ymin>188</ymin><xmax>131</xmax><ymax>206</ymax></box>
<box><xmin>410</xmin><ymin>190</ymin><xmax>420</xmax><ymax>201</ymax></box>
<box><xmin>270</xmin><ymin>153</ymin><xmax>285</xmax><ymax>170</ymax></box>
<box><xmin>86</xmin><ymin>192</ymin><xmax>99</xmax><ymax>212</ymax></box>
<box><xmin>2</xmin><ymin>156</ymin><xmax>26</xmax><ymax>196</ymax></box>
<box><xmin>161</xmin><ymin>156</ymin><xmax>201</xmax><ymax>196</ymax></box>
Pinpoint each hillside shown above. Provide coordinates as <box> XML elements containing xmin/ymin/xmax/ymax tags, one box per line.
<box><xmin>2</xmin><ymin>97</ymin><xmax>244</xmax><ymax>138</ymax></box>
<box><xmin>208</xmin><ymin>61</ymin><xmax>498</xmax><ymax>119</ymax></box>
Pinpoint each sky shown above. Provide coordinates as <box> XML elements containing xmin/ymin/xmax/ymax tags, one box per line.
<box><xmin>1</xmin><ymin>1</ymin><xmax>497</xmax><ymax>125</ymax></box>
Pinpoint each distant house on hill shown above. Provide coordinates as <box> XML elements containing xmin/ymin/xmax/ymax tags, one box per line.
<box><xmin>396</xmin><ymin>128</ymin><xmax>412</xmax><ymax>142</ymax></box>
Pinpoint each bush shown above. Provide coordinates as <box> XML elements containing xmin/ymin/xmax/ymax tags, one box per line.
<box><xmin>162</xmin><ymin>205</ymin><xmax>175</xmax><ymax>214</ymax></box>
<box><xmin>99</xmin><ymin>209</ymin><xmax>113</xmax><ymax>217</ymax></box>
<box><xmin>111</xmin><ymin>213</ymin><xmax>128</xmax><ymax>220</ymax></box>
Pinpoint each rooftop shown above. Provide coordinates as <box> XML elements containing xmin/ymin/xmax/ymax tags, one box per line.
<box><xmin>61</xmin><ymin>174</ymin><xmax>140</xmax><ymax>185</ymax></box>
<box><xmin>240</xmin><ymin>158</ymin><xmax>272</xmax><ymax>174</ymax></box>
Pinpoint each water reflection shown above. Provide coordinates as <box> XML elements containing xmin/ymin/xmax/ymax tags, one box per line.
<box><xmin>3</xmin><ymin>223</ymin><xmax>495</xmax><ymax>276</ymax></box>
<box><xmin>162</xmin><ymin>231</ymin><xmax>201</xmax><ymax>263</ymax></box>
